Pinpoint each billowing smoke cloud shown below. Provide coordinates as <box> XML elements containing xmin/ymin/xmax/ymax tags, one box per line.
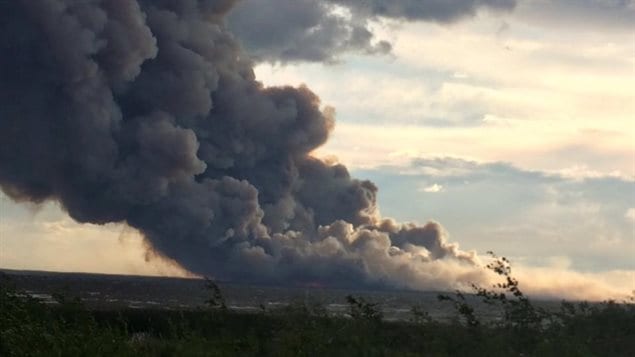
<box><xmin>0</xmin><ymin>0</ymin><xmax>481</xmax><ymax>291</ymax></box>
<box><xmin>227</xmin><ymin>0</ymin><xmax>516</xmax><ymax>62</ymax></box>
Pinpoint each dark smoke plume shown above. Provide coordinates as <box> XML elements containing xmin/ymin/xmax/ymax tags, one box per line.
<box><xmin>0</xmin><ymin>0</ymin><xmax>481</xmax><ymax>290</ymax></box>
<box><xmin>227</xmin><ymin>0</ymin><xmax>516</xmax><ymax>63</ymax></box>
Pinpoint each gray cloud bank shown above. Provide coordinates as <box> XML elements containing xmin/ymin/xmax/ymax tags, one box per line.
<box><xmin>228</xmin><ymin>0</ymin><xmax>635</xmax><ymax>63</ymax></box>
<box><xmin>515</xmin><ymin>0</ymin><xmax>635</xmax><ymax>30</ymax></box>
<box><xmin>227</xmin><ymin>0</ymin><xmax>516</xmax><ymax>63</ymax></box>
<box><xmin>0</xmin><ymin>0</ymin><xmax>481</xmax><ymax>290</ymax></box>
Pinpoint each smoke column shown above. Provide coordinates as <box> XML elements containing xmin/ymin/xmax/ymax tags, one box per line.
<box><xmin>0</xmin><ymin>0</ymin><xmax>482</xmax><ymax>290</ymax></box>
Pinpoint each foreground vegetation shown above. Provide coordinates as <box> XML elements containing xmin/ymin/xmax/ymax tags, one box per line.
<box><xmin>2</xmin><ymin>255</ymin><xmax>634</xmax><ymax>356</ymax></box>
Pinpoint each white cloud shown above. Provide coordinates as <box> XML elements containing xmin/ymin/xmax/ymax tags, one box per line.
<box><xmin>419</xmin><ymin>183</ymin><xmax>444</xmax><ymax>193</ymax></box>
<box><xmin>545</xmin><ymin>255</ymin><xmax>572</xmax><ymax>269</ymax></box>
<box><xmin>625</xmin><ymin>208</ymin><xmax>635</xmax><ymax>222</ymax></box>
<box><xmin>255</xmin><ymin>9</ymin><xmax>634</xmax><ymax>178</ymax></box>
<box><xmin>246</xmin><ymin>2</ymin><xmax>635</xmax><ymax>267</ymax></box>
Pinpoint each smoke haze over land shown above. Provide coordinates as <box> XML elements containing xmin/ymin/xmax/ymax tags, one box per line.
<box><xmin>0</xmin><ymin>0</ymin><xmax>488</xmax><ymax>291</ymax></box>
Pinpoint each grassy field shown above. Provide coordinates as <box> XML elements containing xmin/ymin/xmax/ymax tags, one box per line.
<box><xmin>2</xmin><ymin>259</ymin><xmax>634</xmax><ymax>356</ymax></box>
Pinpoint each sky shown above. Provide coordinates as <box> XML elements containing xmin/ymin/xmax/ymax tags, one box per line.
<box><xmin>0</xmin><ymin>0</ymin><xmax>633</xmax><ymax>300</ymax></box>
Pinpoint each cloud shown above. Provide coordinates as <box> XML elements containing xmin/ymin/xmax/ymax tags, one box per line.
<box><xmin>226</xmin><ymin>0</ymin><xmax>391</xmax><ymax>63</ymax></box>
<box><xmin>227</xmin><ymin>0</ymin><xmax>516</xmax><ymax>63</ymax></box>
<box><xmin>227</xmin><ymin>0</ymin><xmax>634</xmax><ymax>64</ymax></box>
<box><xmin>328</xmin><ymin>0</ymin><xmax>517</xmax><ymax>22</ymax></box>
<box><xmin>515</xmin><ymin>0</ymin><xmax>635</xmax><ymax>30</ymax></box>
<box><xmin>419</xmin><ymin>183</ymin><xmax>444</xmax><ymax>193</ymax></box>
<box><xmin>252</xmin><ymin>12</ymin><xmax>634</xmax><ymax>173</ymax></box>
